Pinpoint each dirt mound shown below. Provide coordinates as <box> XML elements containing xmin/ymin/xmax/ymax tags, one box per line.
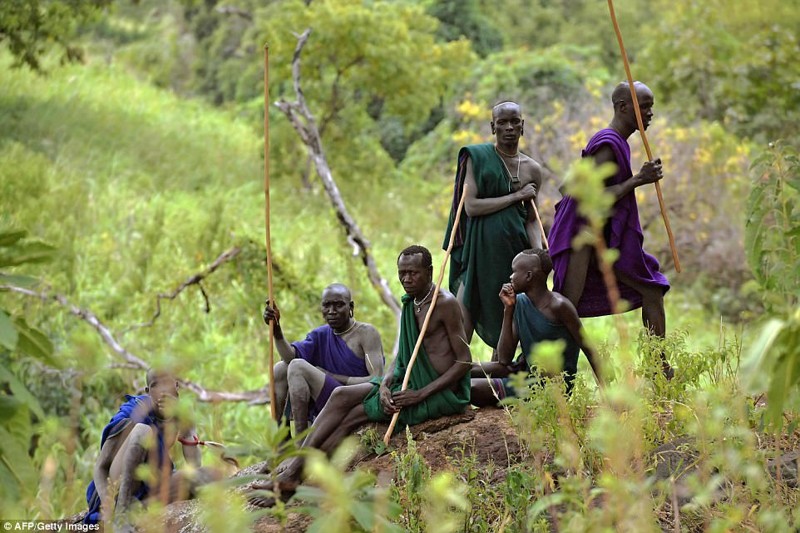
<box><xmin>164</xmin><ymin>407</ymin><xmax>521</xmax><ymax>532</ymax></box>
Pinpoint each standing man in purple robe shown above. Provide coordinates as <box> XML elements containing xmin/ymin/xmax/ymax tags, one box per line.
<box><xmin>548</xmin><ymin>81</ymin><xmax>673</xmax><ymax>378</ymax></box>
<box><xmin>263</xmin><ymin>284</ymin><xmax>384</xmax><ymax>435</ymax></box>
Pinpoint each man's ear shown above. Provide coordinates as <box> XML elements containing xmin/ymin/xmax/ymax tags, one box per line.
<box><xmin>521</xmin><ymin>119</ymin><xmax>525</xmax><ymax>136</ymax></box>
<box><xmin>490</xmin><ymin>121</ymin><xmax>496</xmax><ymax>134</ymax></box>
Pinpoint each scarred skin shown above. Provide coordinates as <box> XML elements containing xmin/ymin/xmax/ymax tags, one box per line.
<box><xmin>250</xmin><ymin>247</ymin><xmax>471</xmax><ymax>505</ymax></box>
<box><xmin>263</xmin><ymin>284</ymin><xmax>384</xmax><ymax>434</ymax></box>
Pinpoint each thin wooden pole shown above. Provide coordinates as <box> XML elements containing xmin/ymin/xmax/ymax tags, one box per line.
<box><xmin>383</xmin><ymin>184</ymin><xmax>468</xmax><ymax>445</ymax></box>
<box><xmin>607</xmin><ymin>0</ymin><xmax>682</xmax><ymax>273</ymax></box>
<box><xmin>529</xmin><ymin>199</ymin><xmax>549</xmax><ymax>250</ymax></box>
<box><xmin>264</xmin><ymin>45</ymin><xmax>277</xmax><ymax>419</ymax></box>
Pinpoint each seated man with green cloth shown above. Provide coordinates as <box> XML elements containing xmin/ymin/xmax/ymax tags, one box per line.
<box><xmin>471</xmin><ymin>249</ymin><xmax>602</xmax><ymax>406</ymax></box>
<box><xmin>443</xmin><ymin>101</ymin><xmax>544</xmax><ymax>352</ymax></box>
<box><xmin>251</xmin><ymin>245</ymin><xmax>471</xmax><ymax>500</ymax></box>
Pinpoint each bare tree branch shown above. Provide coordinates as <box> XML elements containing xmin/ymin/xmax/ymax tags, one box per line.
<box><xmin>122</xmin><ymin>247</ymin><xmax>241</xmax><ymax>335</ymax></box>
<box><xmin>215</xmin><ymin>5</ymin><xmax>253</xmax><ymax>21</ymax></box>
<box><xmin>274</xmin><ymin>29</ymin><xmax>402</xmax><ymax>327</ymax></box>
<box><xmin>0</xmin><ymin>284</ymin><xmax>270</xmax><ymax>404</ymax></box>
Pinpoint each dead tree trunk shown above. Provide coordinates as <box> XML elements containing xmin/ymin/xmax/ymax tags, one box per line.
<box><xmin>274</xmin><ymin>28</ymin><xmax>402</xmax><ymax>329</ymax></box>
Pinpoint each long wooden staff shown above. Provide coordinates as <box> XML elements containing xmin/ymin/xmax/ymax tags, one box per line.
<box><xmin>528</xmin><ymin>199</ymin><xmax>549</xmax><ymax>250</ymax></box>
<box><xmin>264</xmin><ymin>45</ymin><xmax>277</xmax><ymax>419</ymax></box>
<box><xmin>607</xmin><ymin>0</ymin><xmax>681</xmax><ymax>273</ymax></box>
<box><xmin>383</xmin><ymin>184</ymin><xmax>468</xmax><ymax>445</ymax></box>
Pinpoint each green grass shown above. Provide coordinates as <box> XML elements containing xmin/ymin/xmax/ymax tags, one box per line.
<box><xmin>0</xmin><ymin>52</ymin><xmax>765</xmax><ymax>523</ymax></box>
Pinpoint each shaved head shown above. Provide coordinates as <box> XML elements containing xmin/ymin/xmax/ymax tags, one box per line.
<box><xmin>611</xmin><ymin>81</ymin><xmax>652</xmax><ymax>110</ymax></box>
<box><xmin>521</xmin><ymin>248</ymin><xmax>552</xmax><ymax>275</ymax></box>
<box><xmin>322</xmin><ymin>283</ymin><xmax>352</xmax><ymax>301</ymax></box>
<box><xmin>492</xmin><ymin>101</ymin><xmax>522</xmax><ymax>120</ymax></box>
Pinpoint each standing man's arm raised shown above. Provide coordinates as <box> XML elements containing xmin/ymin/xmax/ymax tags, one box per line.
<box><xmin>263</xmin><ymin>300</ymin><xmax>297</xmax><ymax>363</ymax></box>
<box><xmin>593</xmin><ymin>145</ymin><xmax>662</xmax><ymax>202</ymax></box>
<box><xmin>496</xmin><ymin>284</ymin><xmax>520</xmax><ymax>367</ymax></box>
<box><xmin>463</xmin><ymin>158</ymin><xmax>538</xmax><ymax>217</ymax></box>
<box><xmin>523</xmin><ymin>162</ymin><xmax>544</xmax><ymax>249</ymax></box>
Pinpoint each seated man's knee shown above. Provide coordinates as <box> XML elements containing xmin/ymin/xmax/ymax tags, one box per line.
<box><xmin>274</xmin><ymin>360</ymin><xmax>288</xmax><ymax>381</ymax></box>
<box><xmin>124</xmin><ymin>423</ymin><xmax>156</xmax><ymax>460</ymax></box>
<box><xmin>287</xmin><ymin>358</ymin><xmax>315</xmax><ymax>378</ymax></box>
<box><xmin>326</xmin><ymin>387</ymin><xmax>352</xmax><ymax>410</ymax></box>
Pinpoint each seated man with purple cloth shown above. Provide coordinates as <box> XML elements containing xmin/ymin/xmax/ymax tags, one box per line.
<box><xmin>548</xmin><ymin>81</ymin><xmax>673</xmax><ymax>378</ymax></box>
<box><xmin>263</xmin><ymin>283</ymin><xmax>384</xmax><ymax>435</ymax></box>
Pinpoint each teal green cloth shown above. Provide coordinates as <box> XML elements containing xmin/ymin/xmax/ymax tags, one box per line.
<box><xmin>443</xmin><ymin>143</ymin><xmax>531</xmax><ymax>348</ymax></box>
<box><xmin>362</xmin><ymin>295</ymin><xmax>470</xmax><ymax>432</ymax></box>
<box><xmin>513</xmin><ymin>293</ymin><xmax>580</xmax><ymax>393</ymax></box>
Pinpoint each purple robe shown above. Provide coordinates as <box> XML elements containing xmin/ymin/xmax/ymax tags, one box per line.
<box><xmin>549</xmin><ymin>128</ymin><xmax>670</xmax><ymax>317</ymax></box>
<box><xmin>291</xmin><ymin>325</ymin><xmax>371</xmax><ymax>416</ymax></box>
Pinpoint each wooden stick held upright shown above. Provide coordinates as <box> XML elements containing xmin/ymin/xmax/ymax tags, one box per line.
<box><xmin>607</xmin><ymin>0</ymin><xmax>681</xmax><ymax>273</ymax></box>
<box><xmin>529</xmin><ymin>199</ymin><xmax>549</xmax><ymax>250</ymax></box>
<box><xmin>382</xmin><ymin>184</ymin><xmax>468</xmax><ymax>445</ymax></box>
<box><xmin>264</xmin><ymin>45</ymin><xmax>277</xmax><ymax>419</ymax></box>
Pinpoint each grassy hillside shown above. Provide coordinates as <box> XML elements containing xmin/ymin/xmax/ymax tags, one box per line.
<box><xmin>0</xmin><ymin>52</ymin><xmax>763</xmax><ymax>521</ymax></box>
<box><xmin>0</xmin><ymin>53</ymin><xmax>449</xmax><ymax>515</ymax></box>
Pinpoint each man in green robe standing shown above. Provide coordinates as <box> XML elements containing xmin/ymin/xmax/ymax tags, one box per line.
<box><xmin>443</xmin><ymin>101</ymin><xmax>544</xmax><ymax>350</ymax></box>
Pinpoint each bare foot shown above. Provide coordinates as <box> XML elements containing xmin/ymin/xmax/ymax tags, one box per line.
<box><xmin>247</xmin><ymin>480</ymin><xmax>299</xmax><ymax>508</ymax></box>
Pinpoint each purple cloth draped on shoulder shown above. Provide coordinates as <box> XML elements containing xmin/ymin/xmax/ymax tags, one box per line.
<box><xmin>291</xmin><ymin>325</ymin><xmax>370</xmax><ymax>416</ymax></box>
<box><xmin>549</xmin><ymin>128</ymin><xmax>670</xmax><ymax>317</ymax></box>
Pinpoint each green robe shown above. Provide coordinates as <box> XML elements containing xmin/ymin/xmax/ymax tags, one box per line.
<box><xmin>443</xmin><ymin>143</ymin><xmax>531</xmax><ymax>348</ymax></box>
<box><xmin>362</xmin><ymin>294</ymin><xmax>470</xmax><ymax>432</ymax></box>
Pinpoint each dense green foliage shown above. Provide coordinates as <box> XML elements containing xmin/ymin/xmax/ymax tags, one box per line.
<box><xmin>0</xmin><ymin>0</ymin><xmax>111</xmax><ymax>70</ymax></box>
<box><xmin>1</xmin><ymin>0</ymin><xmax>799</xmax><ymax>529</ymax></box>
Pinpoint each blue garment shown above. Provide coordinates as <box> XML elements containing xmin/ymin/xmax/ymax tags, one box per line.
<box><xmin>83</xmin><ymin>395</ymin><xmax>171</xmax><ymax>524</ymax></box>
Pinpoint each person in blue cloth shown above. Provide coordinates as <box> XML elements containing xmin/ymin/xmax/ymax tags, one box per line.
<box><xmin>84</xmin><ymin>369</ymin><xmax>212</xmax><ymax>528</ymax></box>
<box><xmin>263</xmin><ymin>283</ymin><xmax>385</xmax><ymax>435</ymax></box>
<box><xmin>471</xmin><ymin>249</ymin><xmax>602</xmax><ymax>405</ymax></box>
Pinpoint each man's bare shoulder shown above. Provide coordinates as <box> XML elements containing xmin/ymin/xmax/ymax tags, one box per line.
<box><xmin>550</xmin><ymin>292</ymin><xmax>579</xmax><ymax>321</ymax></box>
<box><xmin>432</xmin><ymin>289</ymin><xmax>461</xmax><ymax>318</ymax></box>
<box><xmin>353</xmin><ymin>322</ymin><xmax>382</xmax><ymax>345</ymax></box>
<box><xmin>520</xmin><ymin>154</ymin><xmax>543</xmax><ymax>183</ymax></box>
<box><xmin>355</xmin><ymin>322</ymin><xmax>381</xmax><ymax>337</ymax></box>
